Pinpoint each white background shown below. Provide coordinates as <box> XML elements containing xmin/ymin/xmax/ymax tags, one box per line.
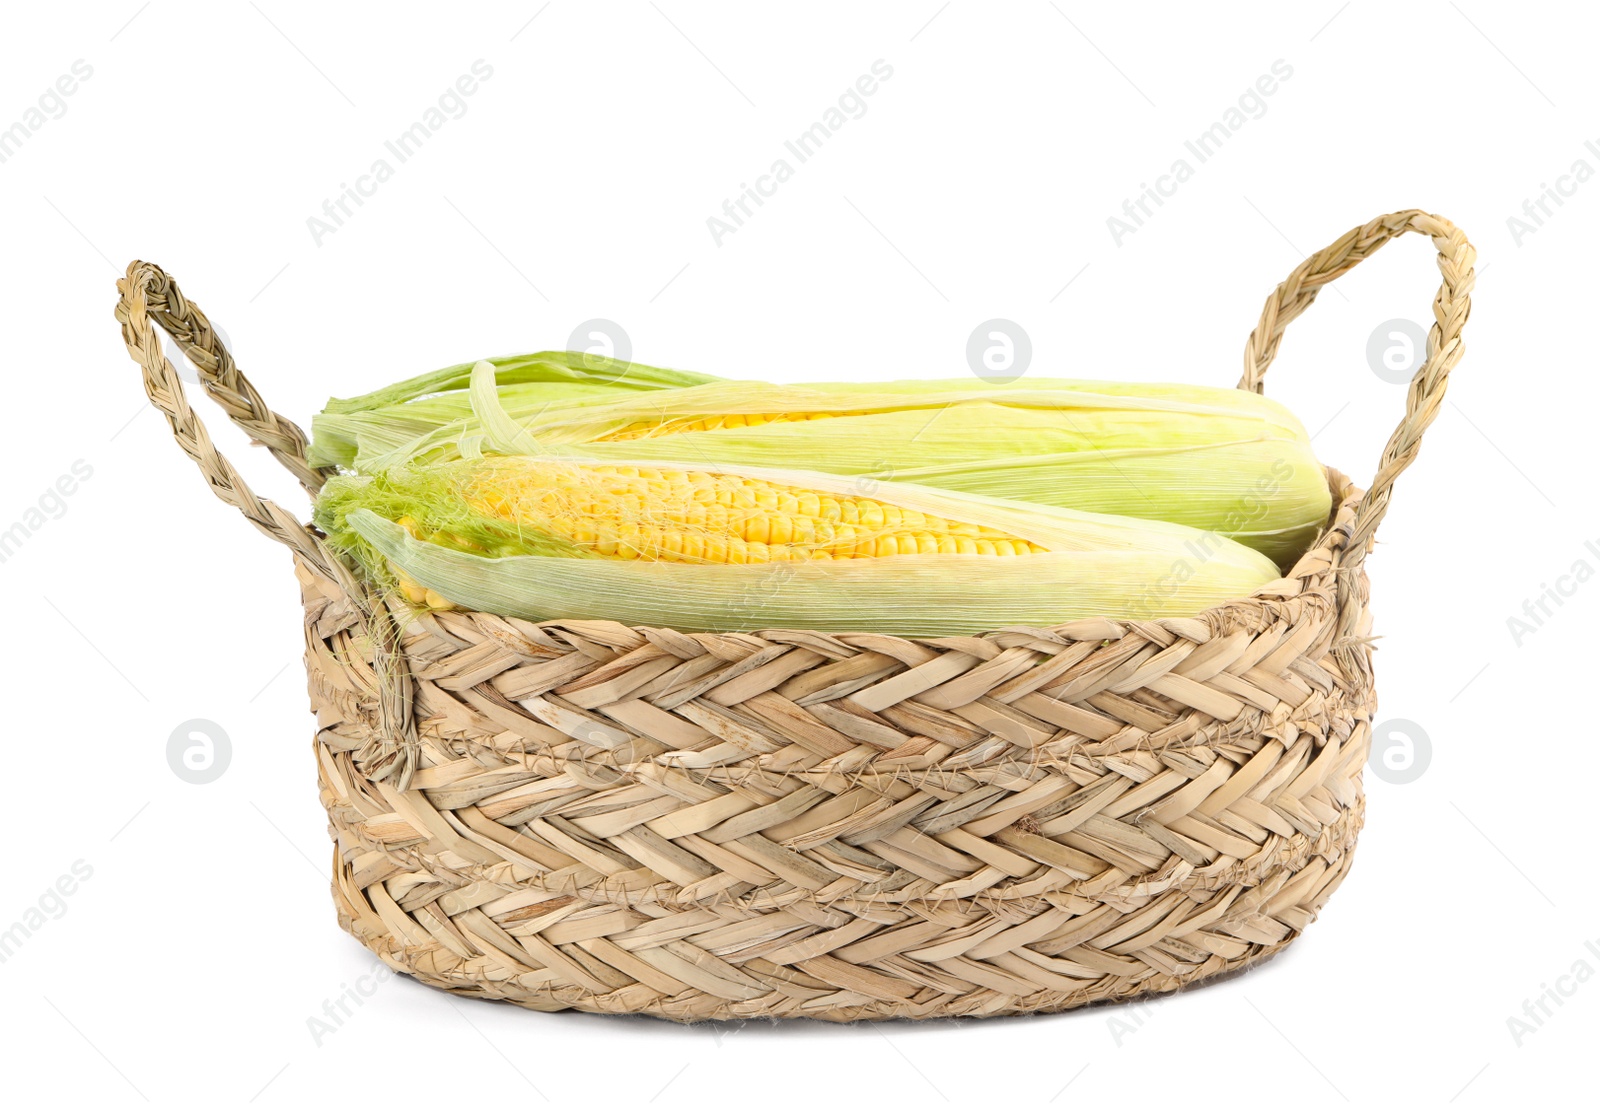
<box><xmin>1</xmin><ymin>1</ymin><xmax>1593</xmax><ymax>1100</ymax></box>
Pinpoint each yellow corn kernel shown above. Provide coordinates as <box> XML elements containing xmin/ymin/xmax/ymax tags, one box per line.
<box><xmin>393</xmin><ymin>567</ymin><xmax>429</xmax><ymax>605</ymax></box>
<box><xmin>458</xmin><ymin>459</ymin><xmax>1047</xmax><ymax>565</ymax></box>
<box><xmin>600</xmin><ymin>410</ymin><xmax>848</xmax><ymax>441</ymax></box>
<box><xmin>613</xmin><ymin>523</ymin><xmax>642</xmax><ymax>560</ymax></box>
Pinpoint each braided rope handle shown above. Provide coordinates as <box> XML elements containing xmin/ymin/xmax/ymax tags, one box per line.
<box><xmin>115</xmin><ymin>261</ymin><xmax>335</xmax><ymax>571</ymax></box>
<box><xmin>115</xmin><ymin>261</ymin><xmax>419</xmax><ymax>788</ymax></box>
<box><xmin>1239</xmin><ymin>209</ymin><xmax>1475</xmax><ymax>572</ymax></box>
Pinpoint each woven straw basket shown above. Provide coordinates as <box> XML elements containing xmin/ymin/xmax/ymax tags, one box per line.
<box><xmin>117</xmin><ymin>209</ymin><xmax>1472</xmax><ymax>1022</ymax></box>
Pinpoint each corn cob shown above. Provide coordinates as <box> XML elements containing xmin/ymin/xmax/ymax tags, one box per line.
<box><xmin>567</xmin><ymin>384</ymin><xmax>1329</xmax><ymax>565</ymax></box>
<box><xmin>314</xmin><ymin>455</ymin><xmax>1282</xmax><ymax>634</ymax></box>
<box><xmin>321</xmin><ymin>367</ymin><xmax>1331</xmax><ymax>569</ymax></box>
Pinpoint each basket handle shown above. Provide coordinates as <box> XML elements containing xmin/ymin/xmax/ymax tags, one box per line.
<box><xmin>115</xmin><ymin>261</ymin><xmax>419</xmax><ymax>788</ymax></box>
<box><xmin>1238</xmin><ymin>209</ymin><xmax>1475</xmax><ymax>572</ymax></box>
<box><xmin>115</xmin><ymin>261</ymin><xmax>336</xmax><ymax>571</ymax></box>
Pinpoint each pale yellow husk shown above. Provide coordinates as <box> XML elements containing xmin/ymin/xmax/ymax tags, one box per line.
<box><xmin>319</xmin><ymin>446</ymin><xmax>1283</xmax><ymax>635</ymax></box>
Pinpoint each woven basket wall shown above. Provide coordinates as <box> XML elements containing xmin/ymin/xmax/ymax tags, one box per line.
<box><xmin>118</xmin><ymin>209</ymin><xmax>1473</xmax><ymax>1022</ymax></box>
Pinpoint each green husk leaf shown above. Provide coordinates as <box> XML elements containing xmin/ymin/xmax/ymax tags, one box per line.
<box><xmin>308</xmin><ymin>350</ymin><xmax>721</xmax><ymax>469</ymax></box>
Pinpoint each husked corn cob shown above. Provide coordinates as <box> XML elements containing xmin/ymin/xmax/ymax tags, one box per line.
<box><xmin>559</xmin><ymin>386</ymin><xmax>1331</xmax><ymax>569</ymax></box>
<box><xmin>314</xmin><ymin>453</ymin><xmax>1284</xmax><ymax>634</ymax></box>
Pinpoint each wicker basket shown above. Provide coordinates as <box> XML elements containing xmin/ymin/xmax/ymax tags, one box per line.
<box><xmin>117</xmin><ymin>208</ymin><xmax>1472</xmax><ymax>1022</ymax></box>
